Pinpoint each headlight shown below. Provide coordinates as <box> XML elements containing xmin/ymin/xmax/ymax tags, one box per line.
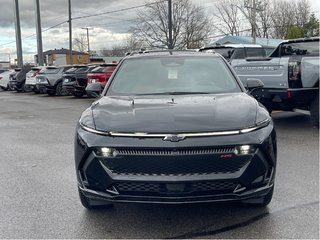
<box><xmin>79</xmin><ymin>108</ymin><xmax>110</xmax><ymax>136</ymax></box>
<box><xmin>36</xmin><ymin>77</ymin><xmax>47</xmax><ymax>83</ymax></box>
<box><xmin>234</xmin><ymin>145</ymin><xmax>255</xmax><ymax>155</ymax></box>
<box><xmin>240</xmin><ymin>118</ymin><xmax>270</xmax><ymax>134</ymax></box>
<box><xmin>95</xmin><ymin>147</ymin><xmax>117</xmax><ymax>157</ymax></box>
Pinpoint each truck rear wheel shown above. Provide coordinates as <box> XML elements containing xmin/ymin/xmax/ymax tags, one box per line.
<box><xmin>310</xmin><ymin>95</ymin><xmax>319</xmax><ymax>127</ymax></box>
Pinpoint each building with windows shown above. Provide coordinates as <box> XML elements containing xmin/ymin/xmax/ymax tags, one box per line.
<box><xmin>34</xmin><ymin>48</ymin><xmax>90</xmax><ymax>66</ymax></box>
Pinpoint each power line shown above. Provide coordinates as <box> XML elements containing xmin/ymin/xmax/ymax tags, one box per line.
<box><xmin>0</xmin><ymin>20</ymin><xmax>67</xmax><ymax>48</ymax></box>
<box><xmin>72</xmin><ymin>1</ymin><xmax>166</xmax><ymax>20</ymax></box>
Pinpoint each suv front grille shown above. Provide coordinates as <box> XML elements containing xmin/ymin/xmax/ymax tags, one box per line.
<box><xmin>100</xmin><ymin>147</ymin><xmax>249</xmax><ymax>176</ymax></box>
<box><xmin>117</xmin><ymin>147</ymin><xmax>235</xmax><ymax>156</ymax></box>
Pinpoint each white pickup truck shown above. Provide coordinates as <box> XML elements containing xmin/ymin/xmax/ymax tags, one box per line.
<box><xmin>231</xmin><ymin>37</ymin><xmax>319</xmax><ymax>126</ymax></box>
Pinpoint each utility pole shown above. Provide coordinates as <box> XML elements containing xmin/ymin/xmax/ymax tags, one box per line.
<box><xmin>13</xmin><ymin>0</ymin><xmax>23</xmax><ymax>67</ymax></box>
<box><xmin>167</xmin><ymin>0</ymin><xmax>173</xmax><ymax>49</ymax></box>
<box><xmin>252</xmin><ymin>0</ymin><xmax>256</xmax><ymax>44</ymax></box>
<box><xmin>82</xmin><ymin>27</ymin><xmax>92</xmax><ymax>56</ymax></box>
<box><xmin>35</xmin><ymin>0</ymin><xmax>44</xmax><ymax>66</ymax></box>
<box><xmin>244</xmin><ymin>0</ymin><xmax>262</xmax><ymax>44</ymax></box>
<box><xmin>68</xmin><ymin>0</ymin><xmax>73</xmax><ymax>65</ymax></box>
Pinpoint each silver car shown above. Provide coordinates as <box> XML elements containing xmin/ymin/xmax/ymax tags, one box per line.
<box><xmin>36</xmin><ymin>65</ymin><xmax>72</xmax><ymax>96</ymax></box>
<box><xmin>25</xmin><ymin>66</ymin><xmax>47</xmax><ymax>92</ymax></box>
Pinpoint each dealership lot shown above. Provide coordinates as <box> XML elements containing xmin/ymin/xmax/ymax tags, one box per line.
<box><xmin>0</xmin><ymin>90</ymin><xmax>318</xmax><ymax>239</ymax></box>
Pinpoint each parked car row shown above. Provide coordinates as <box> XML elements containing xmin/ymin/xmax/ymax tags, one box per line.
<box><xmin>0</xmin><ymin>62</ymin><xmax>118</xmax><ymax>98</ymax></box>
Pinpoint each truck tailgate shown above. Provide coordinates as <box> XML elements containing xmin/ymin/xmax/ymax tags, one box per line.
<box><xmin>231</xmin><ymin>58</ymin><xmax>289</xmax><ymax>89</ymax></box>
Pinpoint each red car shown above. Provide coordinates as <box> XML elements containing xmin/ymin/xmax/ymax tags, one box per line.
<box><xmin>86</xmin><ymin>63</ymin><xmax>117</xmax><ymax>97</ymax></box>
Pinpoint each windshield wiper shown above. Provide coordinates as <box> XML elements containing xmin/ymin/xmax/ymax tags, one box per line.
<box><xmin>136</xmin><ymin>91</ymin><xmax>211</xmax><ymax>96</ymax></box>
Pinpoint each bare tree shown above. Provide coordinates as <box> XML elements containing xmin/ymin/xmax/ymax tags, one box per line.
<box><xmin>126</xmin><ymin>34</ymin><xmax>147</xmax><ymax>52</ymax></box>
<box><xmin>131</xmin><ymin>0</ymin><xmax>211</xmax><ymax>49</ymax></box>
<box><xmin>182</xmin><ymin>3</ymin><xmax>212</xmax><ymax>48</ymax></box>
<box><xmin>210</xmin><ymin>0</ymin><xmax>313</xmax><ymax>40</ymax></box>
<box><xmin>212</xmin><ymin>0</ymin><xmax>242</xmax><ymax>36</ymax></box>
<box><xmin>73</xmin><ymin>34</ymin><xmax>87</xmax><ymax>52</ymax></box>
<box><xmin>256</xmin><ymin>0</ymin><xmax>273</xmax><ymax>38</ymax></box>
<box><xmin>294</xmin><ymin>0</ymin><xmax>311</xmax><ymax>27</ymax></box>
<box><xmin>270</xmin><ymin>0</ymin><xmax>311</xmax><ymax>38</ymax></box>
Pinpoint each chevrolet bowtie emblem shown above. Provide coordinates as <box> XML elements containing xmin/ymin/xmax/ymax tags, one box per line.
<box><xmin>163</xmin><ymin>134</ymin><xmax>186</xmax><ymax>142</ymax></box>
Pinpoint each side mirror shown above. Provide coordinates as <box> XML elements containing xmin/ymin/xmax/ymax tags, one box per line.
<box><xmin>85</xmin><ymin>82</ymin><xmax>102</xmax><ymax>98</ymax></box>
<box><xmin>246</xmin><ymin>78</ymin><xmax>264</xmax><ymax>91</ymax></box>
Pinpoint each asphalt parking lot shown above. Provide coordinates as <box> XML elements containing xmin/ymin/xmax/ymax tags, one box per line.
<box><xmin>0</xmin><ymin>90</ymin><xmax>318</xmax><ymax>239</ymax></box>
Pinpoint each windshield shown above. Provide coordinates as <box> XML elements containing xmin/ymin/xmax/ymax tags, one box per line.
<box><xmin>65</xmin><ymin>67</ymin><xmax>85</xmax><ymax>73</ymax></box>
<box><xmin>107</xmin><ymin>56</ymin><xmax>241</xmax><ymax>96</ymax></box>
<box><xmin>91</xmin><ymin>65</ymin><xmax>116</xmax><ymax>73</ymax></box>
<box><xmin>41</xmin><ymin>67</ymin><xmax>59</xmax><ymax>74</ymax></box>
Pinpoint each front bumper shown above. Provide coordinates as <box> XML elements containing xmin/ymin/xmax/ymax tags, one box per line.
<box><xmin>9</xmin><ymin>80</ymin><xmax>23</xmax><ymax>90</ymax></box>
<box><xmin>63</xmin><ymin>81</ymin><xmax>85</xmax><ymax>94</ymax></box>
<box><xmin>79</xmin><ymin>183</ymin><xmax>274</xmax><ymax>204</ymax></box>
<box><xmin>25</xmin><ymin>83</ymin><xmax>36</xmax><ymax>90</ymax></box>
<box><xmin>35</xmin><ymin>83</ymin><xmax>48</xmax><ymax>92</ymax></box>
<box><xmin>75</xmin><ymin>124</ymin><xmax>276</xmax><ymax>204</ymax></box>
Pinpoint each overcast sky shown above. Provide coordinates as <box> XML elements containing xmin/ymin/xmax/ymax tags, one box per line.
<box><xmin>0</xmin><ymin>0</ymin><xmax>319</xmax><ymax>62</ymax></box>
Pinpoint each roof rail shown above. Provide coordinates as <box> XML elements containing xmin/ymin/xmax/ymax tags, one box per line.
<box><xmin>125</xmin><ymin>49</ymin><xmax>199</xmax><ymax>56</ymax></box>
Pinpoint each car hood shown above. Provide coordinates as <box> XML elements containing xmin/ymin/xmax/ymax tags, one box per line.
<box><xmin>92</xmin><ymin>93</ymin><xmax>258</xmax><ymax>133</ymax></box>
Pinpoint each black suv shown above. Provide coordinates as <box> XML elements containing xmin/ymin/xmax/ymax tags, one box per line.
<box><xmin>75</xmin><ymin>51</ymin><xmax>277</xmax><ymax>209</ymax></box>
<box><xmin>9</xmin><ymin>66</ymin><xmax>32</xmax><ymax>92</ymax></box>
<box><xmin>62</xmin><ymin>65</ymin><xmax>97</xmax><ymax>97</ymax></box>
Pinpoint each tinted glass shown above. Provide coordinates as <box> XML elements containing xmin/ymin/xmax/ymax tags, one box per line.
<box><xmin>108</xmin><ymin>56</ymin><xmax>241</xmax><ymax>95</ymax></box>
<box><xmin>75</xmin><ymin>67</ymin><xmax>89</xmax><ymax>73</ymax></box>
<box><xmin>231</xmin><ymin>49</ymin><xmax>245</xmax><ymax>59</ymax></box>
<box><xmin>91</xmin><ymin>66</ymin><xmax>116</xmax><ymax>73</ymax></box>
<box><xmin>66</xmin><ymin>67</ymin><xmax>85</xmax><ymax>73</ymax></box>
<box><xmin>281</xmin><ymin>41</ymin><xmax>319</xmax><ymax>56</ymax></box>
<box><xmin>42</xmin><ymin>67</ymin><xmax>59</xmax><ymax>74</ymax></box>
<box><xmin>210</xmin><ymin>48</ymin><xmax>234</xmax><ymax>60</ymax></box>
<box><xmin>245</xmin><ymin>48</ymin><xmax>267</xmax><ymax>57</ymax></box>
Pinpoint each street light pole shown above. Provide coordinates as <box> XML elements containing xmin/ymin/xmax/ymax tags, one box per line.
<box><xmin>68</xmin><ymin>0</ymin><xmax>73</xmax><ymax>65</ymax></box>
<box><xmin>168</xmin><ymin>0</ymin><xmax>173</xmax><ymax>49</ymax></box>
<box><xmin>13</xmin><ymin>0</ymin><xmax>23</xmax><ymax>67</ymax></box>
<box><xmin>82</xmin><ymin>27</ymin><xmax>92</xmax><ymax>56</ymax></box>
<box><xmin>35</xmin><ymin>0</ymin><xmax>44</xmax><ymax>66</ymax></box>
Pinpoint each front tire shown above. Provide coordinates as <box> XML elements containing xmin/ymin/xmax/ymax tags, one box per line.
<box><xmin>55</xmin><ymin>82</ymin><xmax>68</xmax><ymax>96</ymax></box>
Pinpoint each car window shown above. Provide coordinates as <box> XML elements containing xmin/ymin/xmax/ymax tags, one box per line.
<box><xmin>62</xmin><ymin>66</ymin><xmax>73</xmax><ymax>72</ymax></box>
<box><xmin>231</xmin><ymin>49</ymin><xmax>245</xmax><ymax>59</ymax></box>
<box><xmin>210</xmin><ymin>48</ymin><xmax>234</xmax><ymax>60</ymax></box>
<box><xmin>108</xmin><ymin>56</ymin><xmax>241</xmax><ymax>95</ymax></box>
<box><xmin>66</xmin><ymin>67</ymin><xmax>85</xmax><ymax>73</ymax></box>
<box><xmin>91</xmin><ymin>66</ymin><xmax>116</xmax><ymax>73</ymax></box>
<box><xmin>245</xmin><ymin>48</ymin><xmax>266</xmax><ymax>57</ymax></box>
<box><xmin>280</xmin><ymin>41</ymin><xmax>319</xmax><ymax>56</ymax></box>
<box><xmin>42</xmin><ymin>67</ymin><xmax>59</xmax><ymax>74</ymax></box>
